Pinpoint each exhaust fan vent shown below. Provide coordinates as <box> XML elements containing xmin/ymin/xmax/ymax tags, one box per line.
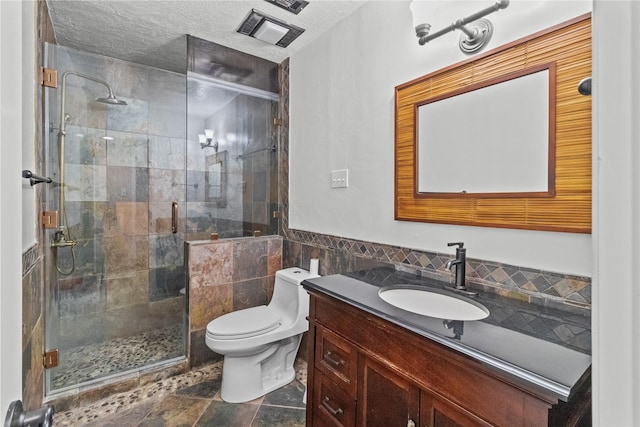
<box><xmin>237</xmin><ymin>9</ymin><xmax>305</xmax><ymax>48</ymax></box>
<box><xmin>264</xmin><ymin>0</ymin><xmax>309</xmax><ymax>15</ymax></box>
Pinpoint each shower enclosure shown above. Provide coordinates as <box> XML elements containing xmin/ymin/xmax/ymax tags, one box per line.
<box><xmin>43</xmin><ymin>44</ymin><xmax>189</xmax><ymax>394</ymax></box>
<box><xmin>42</xmin><ymin>39</ymin><xmax>281</xmax><ymax>396</ymax></box>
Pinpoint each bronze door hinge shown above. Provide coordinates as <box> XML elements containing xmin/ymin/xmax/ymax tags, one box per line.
<box><xmin>42</xmin><ymin>211</ymin><xmax>59</xmax><ymax>229</ymax></box>
<box><xmin>43</xmin><ymin>349</ymin><xmax>59</xmax><ymax>369</ymax></box>
<box><xmin>41</xmin><ymin>67</ymin><xmax>58</xmax><ymax>88</ymax></box>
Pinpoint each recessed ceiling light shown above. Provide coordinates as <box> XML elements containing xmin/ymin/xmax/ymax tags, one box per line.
<box><xmin>254</xmin><ymin>20</ymin><xmax>289</xmax><ymax>45</ymax></box>
<box><xmin>237</xmin><ymin>9</ymin><xmax>305</xmax><ymax>48</ymax></box>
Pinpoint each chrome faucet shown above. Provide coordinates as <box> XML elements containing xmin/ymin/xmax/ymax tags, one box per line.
<box><xmin>445</xmin><ymin>242</ymin><xmax>472</xmax><ymax>293</ymax></box>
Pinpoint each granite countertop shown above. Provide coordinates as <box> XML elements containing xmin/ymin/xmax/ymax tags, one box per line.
<box><xmin>302</xmin><ymin>267</ymin><xmax>591</xmax><ymax>402</ymax></box>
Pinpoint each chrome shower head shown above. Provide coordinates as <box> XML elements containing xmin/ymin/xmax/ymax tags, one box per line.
<box><xmin>96</xmin><ymin>93</ymin><xmax>127</xmax><ymax>105</ymax></box>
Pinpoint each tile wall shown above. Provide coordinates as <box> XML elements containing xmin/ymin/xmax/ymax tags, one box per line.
<box><xmin>186</xmin><ymin>236</ymin><xmax>283</xmax><ymax>367</ymax></box>
<box><xmin>22</xmin><ymin>245</ymin><xmax>45</xmax><ymax>411</ymax></box>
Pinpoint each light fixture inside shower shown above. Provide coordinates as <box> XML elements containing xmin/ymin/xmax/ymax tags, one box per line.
<box><xmin>237</xmin><ymin>9</ymin><xmax>305</xmax><ymax>47</ymax></box>
<box><xmin>199</xmin><ymin>129</ymin><xmax>219</xmax><ymax>152</ymax></box>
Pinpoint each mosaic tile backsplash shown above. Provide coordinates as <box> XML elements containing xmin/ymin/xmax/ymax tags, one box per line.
<box><xmin>280</xmin><ymin>231</ymin><xmax>591</xmax><ymax>314</ymax></box>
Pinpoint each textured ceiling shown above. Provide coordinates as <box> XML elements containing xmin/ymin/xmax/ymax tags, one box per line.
<box><xmin>46</xmin><ymin>0</ymin><xmax>369</xmax><ymax>73</ymax></box>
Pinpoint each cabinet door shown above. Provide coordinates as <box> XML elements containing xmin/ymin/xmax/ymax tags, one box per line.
<box><xmin>357</xmin><ymin>355</ymin><xmax>420</xmax><ymax>427</ymax></box>
<box><xmin>421</xmin><ymin>392</ymin><xmax>493</xmax><ymax>427</ymax></box>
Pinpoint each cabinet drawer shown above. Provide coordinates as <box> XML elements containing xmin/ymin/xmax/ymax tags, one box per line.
<box><xmin>313</xmin><ymin>369</ymin><xmax>357</xmax><ymax>427</ymax></box>
<box><xmin>315</xmin><ymin>326</ymin><xmax>358</xmax><ymax>396</ymax></box>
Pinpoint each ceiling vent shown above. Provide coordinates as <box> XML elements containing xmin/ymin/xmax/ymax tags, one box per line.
<box><xmin>237</xmin><ymin>9</ymin><xmax>305</xmax><ymax>48</ymax></box>
<box><xmin>264</xmin><ymin>0</ymin><xmax>309</xmax><ymax>15</ymax></box>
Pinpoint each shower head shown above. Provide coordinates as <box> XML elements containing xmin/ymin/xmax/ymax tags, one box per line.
<box><xmin>96</xmin><ymin>95</ymin><xmax>127</xmax><ymax>105</ymax></box>
<box><xmin>60</xmin><ymin>71</ymin><xmax>128</xmax><ymax>110</ymax></box>
<box><xmin>96</xmin><ymin>90</ymin><xmax>127</xmax><ymax>106</ymax></box>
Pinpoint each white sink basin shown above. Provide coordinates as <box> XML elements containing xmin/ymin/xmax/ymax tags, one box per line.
<box><xmin>378</xmin><ymin>286</ymin><xmax>490</xmax><ymax>321</ymax></box>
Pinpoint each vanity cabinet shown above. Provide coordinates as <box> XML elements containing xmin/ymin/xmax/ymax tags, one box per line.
<box><xmin>305</xmin><ymin>291</ymin><xmax>591</xmax><ymax>427</ymax></box>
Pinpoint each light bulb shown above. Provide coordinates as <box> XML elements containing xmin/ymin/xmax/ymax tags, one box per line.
<box><xmin>410</xmin><ymin>0</ymin><xmax>430</xmax><ymax>31</ymax></box>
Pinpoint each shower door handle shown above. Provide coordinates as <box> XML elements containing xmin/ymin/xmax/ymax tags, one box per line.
<box><xmin>171</xmin><ymin>201</ymin><xmax>178</xmax><ymax>234</ymax></box>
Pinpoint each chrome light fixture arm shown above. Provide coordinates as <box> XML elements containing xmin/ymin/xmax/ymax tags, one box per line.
<box><xmin>415</xmin><ymin>0</ymin><xmax>510</xmax><ymax>54</ymax></box>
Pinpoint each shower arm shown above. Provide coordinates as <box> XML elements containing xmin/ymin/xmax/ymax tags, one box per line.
<box><xmin>59</xmin><ymin>71</ymin><xmax>117</xmax><ymax>134</ymax></box>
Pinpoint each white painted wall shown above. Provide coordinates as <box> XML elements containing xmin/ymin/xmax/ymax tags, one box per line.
<box><xmin>289</xmin><ymin>0</ymin><xmax>592</xmax><ymax>276</ymax></box>
<box><xmin>1</xmin><ymin>0</ymin><xmax>32</xmax><ymax>416</ymax></box>
<box><xmin>22</xmin><ymin>0</ymin><xmax>36</xmax><ymax>251</ymax></box>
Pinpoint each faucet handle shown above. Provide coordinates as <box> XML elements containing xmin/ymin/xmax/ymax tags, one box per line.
<box><xmin>447</xmin><ymin>242</ymin><xmax>464</xmax><ymax>248</ymax></box>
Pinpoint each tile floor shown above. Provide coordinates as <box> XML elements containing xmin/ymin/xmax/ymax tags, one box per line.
<box><xmin>53</xmin><ymin>359</ymin><xmax>307</xmax><ymax>426</ymax></box>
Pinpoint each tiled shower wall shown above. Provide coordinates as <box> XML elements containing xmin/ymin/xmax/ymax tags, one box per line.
<box><xmin>186</xmin><ymin>236</ymin><xmax>283</xmax><ymax>367</ymax></box>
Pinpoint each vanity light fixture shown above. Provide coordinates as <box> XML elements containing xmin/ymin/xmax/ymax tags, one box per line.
<box><xmin>199</xmin><ymin>129</ymin><xmax>219</xmax><ymax>152</ymax></box>
<box><xmin>410</xmin><ymin>0</ymin><xmax>510</xmax><ymax>54</ymax></box>
<box><xmin>237</xmin><ymin>9</ymin><xmax>305</xmax><ymax>47</ymax></box>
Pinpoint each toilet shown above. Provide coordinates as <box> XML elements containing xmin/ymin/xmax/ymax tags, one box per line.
<box><xmin>205</xmin><ymin>267</ymin><xmax>319</xmax><ymax>403</ymax></box>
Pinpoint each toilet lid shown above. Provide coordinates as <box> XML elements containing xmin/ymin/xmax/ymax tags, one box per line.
<box><xmin>207</xmin><ymin>306</ymin><xmax>281</xmax><ymax>339</ymax></box>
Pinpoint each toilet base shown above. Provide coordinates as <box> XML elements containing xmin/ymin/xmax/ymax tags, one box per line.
<box><xmin>219</xmin><ymin>334</ymin><xmax>302</xmax><ymax>403</ymax></box>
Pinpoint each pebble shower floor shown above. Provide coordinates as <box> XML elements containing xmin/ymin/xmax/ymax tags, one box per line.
<box><xmin>51</xmin><ymin>325</ymin><xmax>184</xmax><ymax>390</ymax></box>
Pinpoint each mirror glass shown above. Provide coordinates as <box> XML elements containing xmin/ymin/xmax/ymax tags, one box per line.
<box><xmin>417</xmin><ymin>68</ymin><xmax>551</xmax><ymax>195</ymax></box>
<box><xmin>205</xmin><ymin>150</ymin><xmax>227</xmax><ymax>207</ymax></box>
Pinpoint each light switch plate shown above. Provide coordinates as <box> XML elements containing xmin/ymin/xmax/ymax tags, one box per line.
<box><xmin>331</xmin><ymin>169</ymin><xmax>349</xmax><ymax>188</ymax></box>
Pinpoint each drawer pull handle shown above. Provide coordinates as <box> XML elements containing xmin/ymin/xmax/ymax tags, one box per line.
<box><xmin>324</xmin><ymin>351</ymin><xmax>346</xmax><ymax>367</ymax></box>
<box><xmin>321</xmin><ymin>396</ymin><xmax>344</xmax><ymax>416</ymax></box>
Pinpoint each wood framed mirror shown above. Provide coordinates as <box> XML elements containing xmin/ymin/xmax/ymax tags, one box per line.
<box><xmin>394</xmin><ymin>14</ymin><xmax>591</xmax><ymax>233</ymax></box>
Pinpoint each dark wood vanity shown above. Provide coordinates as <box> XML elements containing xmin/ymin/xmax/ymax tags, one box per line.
<box><xmin>303</xmin><ymin>272</ymin><xmax>591</xmax><ymax>427</ymax></box>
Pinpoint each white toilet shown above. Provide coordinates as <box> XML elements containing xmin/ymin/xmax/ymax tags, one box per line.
<box><xmin>205</xmin><ymin>267</ymin><xmax>319</xmax><ymax>403</ymax></box>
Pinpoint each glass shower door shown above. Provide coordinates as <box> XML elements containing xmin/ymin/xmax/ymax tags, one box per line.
<box><xmin>43</xmin><ymin>43</ymin><xmax>187</xmax><ymax>395</ymax></box>
<box><xmin>186</xmin><ymin>73</ymin><xmax>280</xmax><ymax>239</ymax></box>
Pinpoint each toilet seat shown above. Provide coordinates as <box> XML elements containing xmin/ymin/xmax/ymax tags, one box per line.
<box><xmin>207</xmin><ymin>306</ymin><xmax>281</xmax><ymax>340</ymax></box>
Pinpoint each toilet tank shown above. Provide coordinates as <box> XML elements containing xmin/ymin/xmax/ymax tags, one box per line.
<box><xmin>269</xmin><ymin>268</ymin><xmax>319</xmax><ymax>324</ymax></box>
